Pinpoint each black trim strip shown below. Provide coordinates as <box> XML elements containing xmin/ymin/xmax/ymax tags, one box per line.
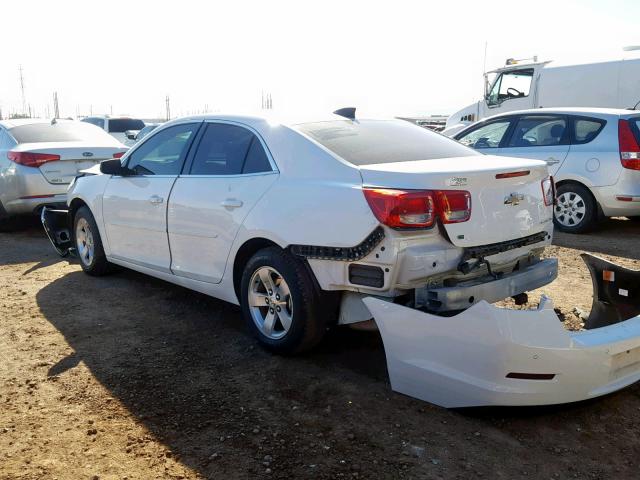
<box><xmin>290</xmin><ymin>226</ymin><xmax>385</xmax><ymax>262</ymax></box>
<box><xmin>462</xmin><ymin>231</ymin><xmax>549</xmax><ymax>262</ymax></box>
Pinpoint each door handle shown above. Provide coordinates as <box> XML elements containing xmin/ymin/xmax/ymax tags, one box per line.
<box><xmin>149</xmin><ymin>195</ymin><xmax>164</xmax><ymax>205</ymax></box>
<box><xmin>221</xmin><ymin>198</ymin><xmax>243</xmax><ymax>208</ymax></box>
<box><xmin>546</xmin><ymin>158</ymin><xmax>560</xmax><ymax>165</ymax></box>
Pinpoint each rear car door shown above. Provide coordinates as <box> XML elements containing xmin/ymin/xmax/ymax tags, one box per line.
<box><xmin>455</xmin><ymin>117</ymin><xmax>514</xmax><ymax>154</ymax></box>
<box><xmin>499</xmin><ymin>114</ymin><xmax>570</xmax><ymax>174</ymax></box>
<box><xmin>102</xmin><ymin>122</ymin><xmax>201</xmax><ymax>272</ymax></box>
<box><xmin>167</xmin><ymin>121</ymin><xmax>278</xmax><ymax>283</ymax></box>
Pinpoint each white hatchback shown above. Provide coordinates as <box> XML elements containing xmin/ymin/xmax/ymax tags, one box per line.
<box><xmin>454</xmin><ymin>107</ymin><xmax>640</xmax><ymax>233</ymax></box>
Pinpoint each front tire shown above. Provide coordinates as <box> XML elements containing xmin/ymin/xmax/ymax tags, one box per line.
<box><xmin>553</xmin><ymin>184</ymin><xmax>597</xmax><ymax>234</ymax></box>
<box><xmin>74</xmin><ymin>206</ymin><xmax>113</xmax><ymax>276</ymax></box>
<box><xmin>240</xmin><ymin>247</ymin><xmax>326</xmax><ymax>354</ymax></box>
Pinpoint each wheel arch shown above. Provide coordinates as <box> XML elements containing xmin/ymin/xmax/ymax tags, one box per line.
<box><xmin>554</xmin><ymin>179</ymin><xmax>604</xmax><ymax>219</ymax></box>
<box><xmin>232</xmin><ymin>237</ymin><xmax>282</xmax><ymax>302</ymax></box>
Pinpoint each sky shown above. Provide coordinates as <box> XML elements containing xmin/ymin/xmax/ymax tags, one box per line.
<box><xmin>2</xmin><ymin>0</ymin><xmax>640</xmax><ymax>120</ymax></box>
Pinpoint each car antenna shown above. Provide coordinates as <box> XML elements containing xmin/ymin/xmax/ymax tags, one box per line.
<box><xmin>51</xmin><ymin>118</ymin><xmax>57</xmax><ymax>125</ymax></box>
<box><xmin>333</xmin><ymin>107</ymin><xmax>356</xmax><ymax>120</ymax></box>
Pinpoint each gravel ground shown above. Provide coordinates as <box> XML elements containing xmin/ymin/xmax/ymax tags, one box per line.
<box><xmin>1</xmin><ymin>218</ymin><xmax>640</xmax><ymax>480</ymax></box>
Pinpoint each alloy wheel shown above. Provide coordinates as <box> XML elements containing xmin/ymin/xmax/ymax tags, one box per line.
<box><xmin>75</xmin><ymin>218</ymin><xmax>95</xmax><ymax>266</ymax></box>
<box><xmin>554</xmin><ymin>191</ymin><xmax>586</xmax><ymax>227</ymax></box>
<box><xmin>248</xmin><ymin>266</ymin><xmax>293</xmax><ymax>340</ymax></box>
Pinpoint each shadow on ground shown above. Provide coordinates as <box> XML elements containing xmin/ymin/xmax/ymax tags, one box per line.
<box><xmin>554</xmin><ymin>217</ymin><xmax>640</xmax><ymax>260</ymax></box>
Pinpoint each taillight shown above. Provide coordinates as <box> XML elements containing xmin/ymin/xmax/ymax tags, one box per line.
<box><xmin>541</xmin><ymin>176</ymin><xmax>554</xmax><ymax>206</ymax></box>
<box><xmin>363</xmin><ymin>188</ymin><xmax>471</xmax><ymax>229</ymax></box>
<box><xmin>435</xmin><ymin>190</ymin><xmax>472</xmax><ymax>223</ymax></box>
<box><xmin>113</xmin><ymin>151</ymin><xmax>126</xmax><ymax>159</ymax></box>
<box><xmin>7</xmin><ymin>151</ymin><xmax>60</xmax><ymax>168</ymax></box>
<box><xmin>618</xmin><ymin>119</ymin><xmax>640</xmax><ymax>170</ymax></box>
<box><xmin>363</xmin><ymin>188</ymin><xmax>436</xmax><ymax>229</ymax></box>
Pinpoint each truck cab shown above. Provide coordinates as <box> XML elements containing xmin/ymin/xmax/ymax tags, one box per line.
<box><xmin>444</xmin><ymin>59</ymin><xmax>548</xmax><ymax>135</ymax></box>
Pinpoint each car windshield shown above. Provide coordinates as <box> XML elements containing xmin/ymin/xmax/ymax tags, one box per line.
<box><xmin>295</xmin><ymin>119</ymin><xmax>478</xmax><ymax>165</ymax></box>
<box><xmin>9</xmin><ymin>122</ymin><xmax>118</xmax><ymax>144</ymax></box>
<box><xmin>108</xmin><ymin>119</ymin><xmax>145</xmax><ymax>133</ymax></box>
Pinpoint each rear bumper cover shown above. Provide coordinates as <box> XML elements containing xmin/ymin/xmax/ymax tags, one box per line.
<box><xmin>364</xmin><ymin>254</ymin><xmax>640</xmax><ymax>408</ymax></box>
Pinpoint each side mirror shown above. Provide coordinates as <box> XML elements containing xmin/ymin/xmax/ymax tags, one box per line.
<box><xmin>100</xmin><ymin>158</ymin><xmax>130</xmax><ymax>176</ymax></box>
<box><xmin>125</xmin><ymin>131</ymin><xmax>137</xmax><ymax>140</ymax></box>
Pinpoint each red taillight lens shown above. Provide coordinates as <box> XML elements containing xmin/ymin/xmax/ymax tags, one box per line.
<box><xmin>363</xmin><ymin>188</ymin><xmax>436</xmax><ymax>229</ymax></box>
<box><xmin>434</xmin><ymin>190</ymin><xmax>472</xmax><ymax>223</ymax></box>
<box><xmin>113</xmin><ymin>151</ymin><xmax>126</xmax><ymax>159</ymax></box>
<box><xmin>363</xmin><ymin>188</ymin><xmax>471</xmax><ymax>229</ymax></box>
<box><xmin>7</xmin><ymin>151</ymin><xmax>60</xmax><ymax>168</ymax></box>
<box><xmin>618</xmin><ymin>119</ymin><xmax>640</xmax><ymax>170</ymax></box>
<box><xmin>541</xmin><ymin>176</ymin><xmax>554</xmax><ymax>206</ymax></box>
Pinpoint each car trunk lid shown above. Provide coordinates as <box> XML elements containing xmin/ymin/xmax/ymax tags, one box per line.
<box><xmin>14</xmin><ymin>142</ymin><xmax>126</xmax><ymax>185</ymax></box>
<box><xmin>358</xmin><ymin>155</ymin><xmax>553</xmax><ymax>247</ymax></box>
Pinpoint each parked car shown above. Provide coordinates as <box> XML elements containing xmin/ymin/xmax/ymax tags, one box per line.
<box><xmin>444</xmin><ymin>48</ymin><xmax>640</xmax><ymax>135</ymax></box>
<box><xmin>454</xmin><ymin>107</ymin><xmax>640</xmax><ymax>233</ymax></box>
<box><xmin>0</xmin><ymin>119</ymin><xmax>127</xmax><ymax>229</ymax></box>
<box><xmin>42</xmin><ymin>111</ymin><xmax>557</xmax><ymax>354</ymax></box>
<box><xmin>134</xmin><ymin>123</ymin><xmax>160</xmax><ymax>142</ymax></box>
<box><xmin>81</xmin><ymin>116</ymin><xmax>146</xmax><ymax>146</ymax></box>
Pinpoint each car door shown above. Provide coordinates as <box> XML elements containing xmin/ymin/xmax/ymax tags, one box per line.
<box><xmin>455</xmin><ymin>117</ymin><xmax>514</xmax><ymax>155</ymax></box>
<box><xmin>167</xmin><ymin>121</ymin><xmax>278</xmax><ymax>283</ymax></box>
<box><xmin>102</xmin><ymin>122</ymin><xmax>201</xmax><ymax>272</ymax></box>
<box><xmin>499</xmin><ymin>114</ymin><xmax>570</xmax><ymax>175</ymax></box>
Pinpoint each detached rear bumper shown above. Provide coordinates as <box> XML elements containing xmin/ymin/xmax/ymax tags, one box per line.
<box><xmin>364</xmin><ymin>254</ymin><xmax>640</xmax><ymax>408</ymax></box>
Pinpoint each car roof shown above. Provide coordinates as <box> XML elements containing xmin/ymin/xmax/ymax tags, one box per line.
<box><xmin>0</xmin><ymin>118</ymin><xmax>60</xmax><ymax>129</ymax></box>
<box><xmin>482</xmin><ymin>107</ymin><xmax>639</xmax><ymax>121</ymax></box>
<box><xmin>162</xmin><ymin>111</ymin><xmax>397</xmax><ymax>129</ymax></box>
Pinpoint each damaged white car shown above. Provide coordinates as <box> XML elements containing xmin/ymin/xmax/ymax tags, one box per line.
<box><xmin>42</xmin><ymin>109</ymin><xmax>640</xmax><ymax>407</ymax></box>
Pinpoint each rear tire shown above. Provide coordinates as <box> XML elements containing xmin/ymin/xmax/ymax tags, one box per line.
<box><xmin>73</xmin><ymin>206</ymin><xmax>113</xmax><ymax>276</ymax></box>
<box><xmin>553</xmin><ymin>184</ymin><xmax>597</xmax><ymax>234</ymax></box>
<box><xmin>240</xmin><ymin>247</ymin><xmax>327</xmax><ymax>354</ymax></box>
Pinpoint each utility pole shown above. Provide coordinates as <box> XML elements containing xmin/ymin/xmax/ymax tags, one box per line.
<box><xmin>53</xmin><ymin>92</ymin><xmax>60</xmax><ymax>118</ymax></box>
<box><xmin>18</xmin><ymin>65</ymin><xmax>27</xmax><ymax>117</ymax></box>
<box><xmin>165</xmin><ymin>95</ymin><xmax>171</xmax><ymax>121</ymax></box>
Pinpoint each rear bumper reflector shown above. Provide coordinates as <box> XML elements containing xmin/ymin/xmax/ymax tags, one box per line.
<box><xmin>616</xmin><ymin>195</ymin><xmax>640</xmax><ymax>202</ymax></box>
<box><xmin>19</xmin><ymin>194</ymin><xmax>56</xmax><ymax>199</ymax></box>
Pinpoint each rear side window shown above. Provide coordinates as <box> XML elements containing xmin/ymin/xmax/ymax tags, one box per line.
<box><xmin>82</xmin><ymin>117</ymin><xmax>105</xmax><ymax>129</ymax></box>
<box><xmin>456</xmin><ymin>120</ymin><xmax>511</xmax><ymax>149</ymax></box>
<box><xmin>296</xmin><ymin>119</ymin><xmax>478</xmax><ymax>165</ymax></box>
<box><xmin>9</xmin><ymin>122</ymin><xmax>117</xmax><ymax>144</ymax></box>
<box><xmin>108</xmin><ymin>119</ymin><xmax>145</xmax><ymax>133</ymax></box>
<box><xmin>508</xmin><ymin>115</ymin><xmax>567</xmax><ymax>147</ymax></box>
<box><xmin>573</xmin><ymin>118</ymin><xmax>605</xmax><ymax>144</ymax></box>
<box><xmin>190</xmin><ymin>123</ymin><xmax>271</xmax><ymax>175</ymax></box>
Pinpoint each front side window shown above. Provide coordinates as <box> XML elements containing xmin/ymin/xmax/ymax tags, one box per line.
<box><xmin>189</xmin><ymin>123</ymin><xmax>271</xmax><ymax>175</ymax></box>
<box><xmin>487</xmin><ymin>69</ymin><xmax>534</xmax><ymax>106</ymax></box>
<box><xmin>508</xmin><ymin>116</ymin><xmax>567</xmax><ymax>147</ymax></box>
<box><xmin>126</xmin><ymin>123</ymin><xmax>198</xmax><ymax>175</ymax></box>
<box><xmin>573</xmin><ymin>118</ymin><xmax>605</xmax><ymax>144</ymax></box>
<box><xmin>456</xmin><ymin>120</ymin><xmax>511</xmax><ymax>149</ymax></box>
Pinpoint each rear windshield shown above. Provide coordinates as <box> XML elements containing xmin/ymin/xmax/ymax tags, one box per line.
<box><xmin>108</xmin><ymin>119</ymin><xmax>145</xmax><ymax>133</ymax></box>
<box><xmin>9</xmin><ymin>122</ymin><xmax>118</xmax><ymax>144</ymax></box>
<box><xmin>295</xmin><ymin>120</ymin><xmax>478</xmax><ymax>165</ymax></box>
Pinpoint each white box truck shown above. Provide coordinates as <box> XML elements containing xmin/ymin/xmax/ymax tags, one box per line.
<box><xmin>444</xmin><ymin>48</ymin><xmax>640</xmax><ymax>135</ymax></box>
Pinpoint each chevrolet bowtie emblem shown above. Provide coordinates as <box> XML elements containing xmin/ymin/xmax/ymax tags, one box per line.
<box><xmin>504</xmin><ymin>192</ymin><xmax>525</xmax><ymax>206</ymax></box>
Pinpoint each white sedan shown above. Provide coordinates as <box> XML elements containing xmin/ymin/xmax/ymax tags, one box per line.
<box><xmin>42</xmin><ymin>110</ymin><xmax>640</xmax><ymax>407</ymax></box>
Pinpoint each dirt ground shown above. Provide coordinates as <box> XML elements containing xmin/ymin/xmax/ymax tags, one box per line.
<box><xmin>1</xmin><ymin>219</ymin><xmax>640</xmax><ymax>480</ymax></box>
